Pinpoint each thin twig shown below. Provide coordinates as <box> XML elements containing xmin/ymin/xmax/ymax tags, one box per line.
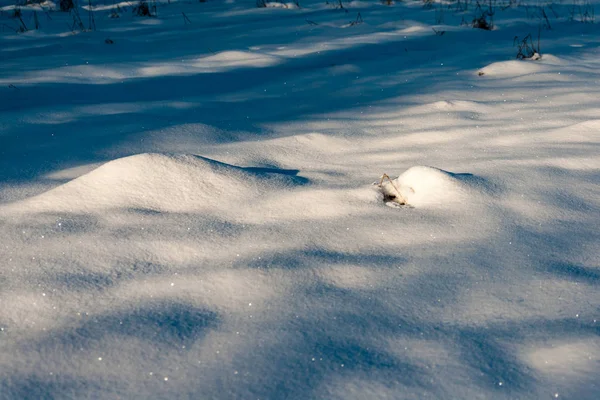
<box><xmin>379</xmin><ymin>174</ymin><xmax>406</xmax><ymax>204</ymax></box>
<box><xmin>541</xmin><ymin>7</ymin><xmax>551</xmax><ymax>30</ymax></box>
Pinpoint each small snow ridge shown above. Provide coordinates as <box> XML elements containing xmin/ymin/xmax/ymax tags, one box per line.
<box><xmin>194</xmin><ymin>51</ymin><xmax>280</xmax><ymax>69</ymax></box>
<box><xmin>478</xmin><ymin>60</ymin><xmax>543</xmax><ymax>77</ymax></box>
<box><xmin>378</xmin><ymin>166</ymin><xmax>490</xmax><ymax>208</ymax></box>
<box><xmin>5</xmin><ymin>153</ymin><xmax>306</xmax><ymax>214</ymax></box>
<box><xmin>477</xmin><ymin>54</ymin><xmax>566</xmax><ymax>78</ymax></box>
<box><xmin>264</xmin><ymin>2</ymin><xmax>299</xmax><ymax>9</ymax></box>
<box><xmin>137</xmin><ymin>51</ymin><xmax>281</xmax><ymax>78</ymax></box>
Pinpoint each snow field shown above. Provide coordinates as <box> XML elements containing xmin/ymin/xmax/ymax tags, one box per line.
<box><xmin>1</xmin><ymin>0</ymin><xmax>600</xmax><ymax>399</ymax></box>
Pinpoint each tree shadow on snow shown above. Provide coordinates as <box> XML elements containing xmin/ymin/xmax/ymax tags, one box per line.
<box><xmin>3</xmin><ymin>301</ymin><xmax>220</xmax><ymax>399</ymax></box>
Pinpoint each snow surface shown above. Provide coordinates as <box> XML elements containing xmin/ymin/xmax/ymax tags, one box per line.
<box><xmin>1</xmin><ymin>0</ymin><xmax>600</xmax><ymax>399</ymax></box>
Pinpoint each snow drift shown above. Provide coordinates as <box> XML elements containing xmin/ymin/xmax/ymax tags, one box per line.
<box><xmin>379</xmin><ymin>166</ymin><xmax>491</xmax><ymax>208</ymax></box>
<box><xmin>3</xmin><ymin>153</ymin><xmax>306</xmax><ymax>214</ymax></box>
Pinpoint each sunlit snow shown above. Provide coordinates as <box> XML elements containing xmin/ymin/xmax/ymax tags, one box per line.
<box><xmin>1</xmin><ymin>0</ymin><xmax>599</xmax><ymax>398</ymax></box>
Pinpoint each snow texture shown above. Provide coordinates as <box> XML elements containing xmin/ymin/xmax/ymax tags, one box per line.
<box><xmin>1</xmin><ymin>0</ymin><xmax>599</xmax><ymax>399</ymax></box>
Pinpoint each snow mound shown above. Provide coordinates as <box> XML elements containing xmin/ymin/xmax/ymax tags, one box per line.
<box><xmin>5</xmin><ymin>153</ymin><xmax>305</xmax><ymax>214</ymax></box>
<box><xmin>477</xmin><ymin>54</ymin><xmax>566</xmax><ymax>78</ymax></box>
<box><xmin>478</xmin><ymin>60</ymin><xmax>543</xmax><ymax>77</ymax></box>
<box><xmin>379</xmin><ymin>166</ymin><xmax>489</xmax><ymax>208</ymax></box>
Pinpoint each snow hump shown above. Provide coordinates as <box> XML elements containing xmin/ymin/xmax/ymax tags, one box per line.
<box><xmin>379</xmin><ymin>166</ymin><xmax>491</xmax><ymax>208</ymax></box>
<box><xmin>5</xmin><ymin>153</ymin><xmax>307</xmax><ymax>214</ymax></box>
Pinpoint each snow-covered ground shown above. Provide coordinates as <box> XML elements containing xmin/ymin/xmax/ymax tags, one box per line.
<box><xmin>1</xmin><ymin>0</ymin><xmax>599</xmax><ymax>398</ymax></box>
